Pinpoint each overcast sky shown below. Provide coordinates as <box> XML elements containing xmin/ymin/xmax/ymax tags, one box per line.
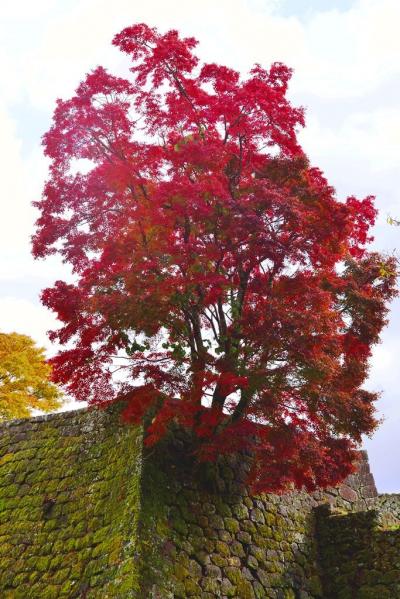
<box><xmin>1</xmin><ymin>0</ymin><xmax>399</xmax><ymax>491</ymax></box>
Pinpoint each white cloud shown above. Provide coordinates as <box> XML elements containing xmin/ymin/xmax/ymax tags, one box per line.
<box><xmin>367</xmin><ymin>338</ymin><xmax>399</xmax><ymax>395</ymax></box>
<box><xmin>0</xmin><ymin>0</ymin><xmax>56</xmax><ymax>19</ymax></box>
<box><xmin>0</xmin><ymin>107</ymin><xmax>30</xmax><ymax>247</ymax></box>
<box><xmin>6</xmin><ymin>0</ymin><xmax>400</xmax><ymax>112</ymax></box>
<box><xmin>0</xmin><ymin>104</ymin><xmax>69</xmax><ymax>283</ymax></box>
<box><xmin>300</xmin><ymin>107</ymin><xmax>400</xmax><ymax>180</ymax></box>
<box><xmin>0</xmin><ymin>297</ymin><xmax>58</xmax><ymax>352</ymax></box>
<box><xmin>291</xmin><ymin>0</ymin><xmax>400</xmax><ymax>98</ymax></box>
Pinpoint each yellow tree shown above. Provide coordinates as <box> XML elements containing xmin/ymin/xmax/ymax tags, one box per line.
<box><xmin>0</xmin><ymin>332</ymin><xmax>62</xmax><ymax>420</ymax></box>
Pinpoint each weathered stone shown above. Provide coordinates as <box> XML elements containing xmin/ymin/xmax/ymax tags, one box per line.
<box><xmin>237</xmin><ymin>531</ymin><xmax>252</xmax><ymax>545</ymax></box>
<box><xmin>232</xmin><ymin>503</ymin><xmax>249</xmax><ymax>520</ymax></box>
<box><xmin>226</xmin><ymin>556</ymin><xmax>241</xmax><ymax>567</ymax></box>
<box><xmin>188</xmin><ymin>559</ymin><xmax>202</xmax><ymax>579</ymax></box>
<box><xmin>339</xmin><ymin>484</ymin><xmax>359</xmax><ymax>503</ymax></box>
<box><xmin>230</xmin><ymin>540</ymin><xmax>245</xmax><ymax>558</ymax></box>
<box><xmin>215</xmin><ymin>540</ymin><xmax>230</xmax><ymax>556</ymax></box>
<box><xmin>248</xmin><ymin>554</ymin><xmax>258</xmax><ymax>569</ymax></box>
<box><xmin>221</xmin><ymin>576</ymin><xmax>236</xmax><ymax>597</ymax></box>
<box><xmin>209</xmin><ymin>513</ymin><xmax>225</xmax><ymax>529</ymax></box>
<box><xmin>242</xmin><ymin>567</ymin><xmax>254</xmax><ymax>581</ymax></box>
<box><xmin>196</xmin><ymin>550</ymin><xmax>211</xmax><ymax>566</ymax></box>
<box><xmin>218</xmin><ymin>529</ymin><xmax>232</xmax><ymax>543</ymax></box>
<box><xmin>201</xmin><ymin>576</ymin><xmax>220</xmax><ymax>593</ymax></box>
<box><xmin>224</xmin><ymin>517</ymin><xmax>240</xmax><ymax>534</ymax></box>
<box><xmin>209</xmin><ymin>553</ymin><xmax>226</xmax><ymax>572</ymax></box>
<box><xmin>256</xmin><ymin>569</ymin><xmax>270</xmax><ymax>587</ymax></box>
<box><xmin>253</xmin><ymin>579</ymin><xmax>267</xmax><ymax>598</ymax></box>
<box><xmin>205</xmin><ymin>564</ymin><xmax>222</xmax><ymax>579</ymax></box>
<box><xmin>250</xmin><ymin>507</ymin><xmax>265</xmax><ymax>524</ymax></box>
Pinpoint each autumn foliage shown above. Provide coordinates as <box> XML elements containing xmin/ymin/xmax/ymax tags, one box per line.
<box><xmin>0</xmin><ymin>332</ymin><xmax>62</xmax><ymax>420</ymax></box>
<box><xmin>33</xmin><ymin>23</ymin><xmax>397</xmax><ymax>492</ymax></box>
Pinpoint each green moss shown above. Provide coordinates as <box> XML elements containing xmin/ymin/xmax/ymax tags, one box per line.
<box><xmin>215</xmin><ymin>540</ymin><xmax>230</xmax><ymax>556</ymax></box>
<box><xmin>174</xmin><ymin>562</ymin><xmax>189</xmax><ymax>579</ymax></box>
<box><xmin>184</xmin><ymin>578</ymin><xmax>202</xmax><ymax>595</ymax></box>
<box><xmin>135</xmin><ymin>443</ymin><xmax>173</xmax><ymax>597</ymax></box>
<box><xmin>224</xmin><ymin>517</ymin><xmax>240</xmax><ymax>534</ymax></box>
<box><xmin>0</xmin><ymin>453</ymin><xmax>13</xmax><ymax>467</ymax></box>
<box><xmin>202</xmin><ymin>577</ymin><xmax>220</xmax><ymax>593</ymax></box>
<box><xmin>60</xmin><ymin>580</ymin><xmax>76</xmax><ymax>595</ymax></box>
<box><xmin>237</xmin><ymin>577</ymin><xmax>255</xmax><ymax>599</ymax></box>
<box><xmin>0</xmin><ymin>406</ymin><xmax>143</xmax><ymax>598</ymax></box>
<box><xmin>225</xmin><ymin>566</ymin><xmax>244</xmax><ymax>585</ymax></box>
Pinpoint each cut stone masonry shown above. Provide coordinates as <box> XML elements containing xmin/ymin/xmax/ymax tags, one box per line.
<box><xmin>0</xmin><ymin>405</ymin><xmax>398</xmax><ymax>598</ymax></box>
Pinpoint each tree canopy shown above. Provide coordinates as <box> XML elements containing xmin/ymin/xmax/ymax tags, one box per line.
<box><xmin>32</xmin><ymin>23</ymin><xmax>397</xmax><ymax>492</ymax></box>
<box><xmin>0</xmin><ymin>332</ymin><xmax>62</xmax><ymax>420</ymax></box>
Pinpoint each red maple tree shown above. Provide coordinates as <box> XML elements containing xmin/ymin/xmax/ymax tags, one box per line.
<box><xmin>33</xmin><ymin>23</ymin><xmax>397</xmax><ymax>492</ymax></box>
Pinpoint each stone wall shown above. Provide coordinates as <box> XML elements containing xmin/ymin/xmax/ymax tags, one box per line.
<box><xmin>140</xmin><ymin>436</ymin><xmax>378</xmax><ymax>599</ymax></box>
<box><xmin>374</xmin><ymin>493</ymin><xmax>400</xmax><ymax>526</ymax></box>
<box><xmin>0</xmin><ymin>406</ymin><xmax>142</xmax><ymax>598</ymax></box>
<box><xmin>0</xmin><ymin>406</ymin><xmax>398</xmax><ymax>598</ymax></box>
<box><xmin>316</xmin><ymin>505</ymin><xmax>400</xmax><ymax>598</ymax></box>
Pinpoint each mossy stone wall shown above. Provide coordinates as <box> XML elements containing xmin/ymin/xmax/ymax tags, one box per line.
<box><xmin>316</xmin><ymin>504</ymin><xmax>400</xmax><ymax>599</ymax></box>
<box><xmin>0</xmin><ymin>406</ymin><xmax>398</xmax><ymax>598</ymax></box>
<box><xmin>374</xmin><ymin>493</ymin><xmax>400</xmax><ymax>526</ymax></box>
<box><xmin>0</xmin><ymin>406</ymin><xmax>142</xmax><ymax>598</ymax></box>
<box><xmin>138</xmin><ymin>437</ymin><xmax>378</xmax><ymax>599</ymax></box>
